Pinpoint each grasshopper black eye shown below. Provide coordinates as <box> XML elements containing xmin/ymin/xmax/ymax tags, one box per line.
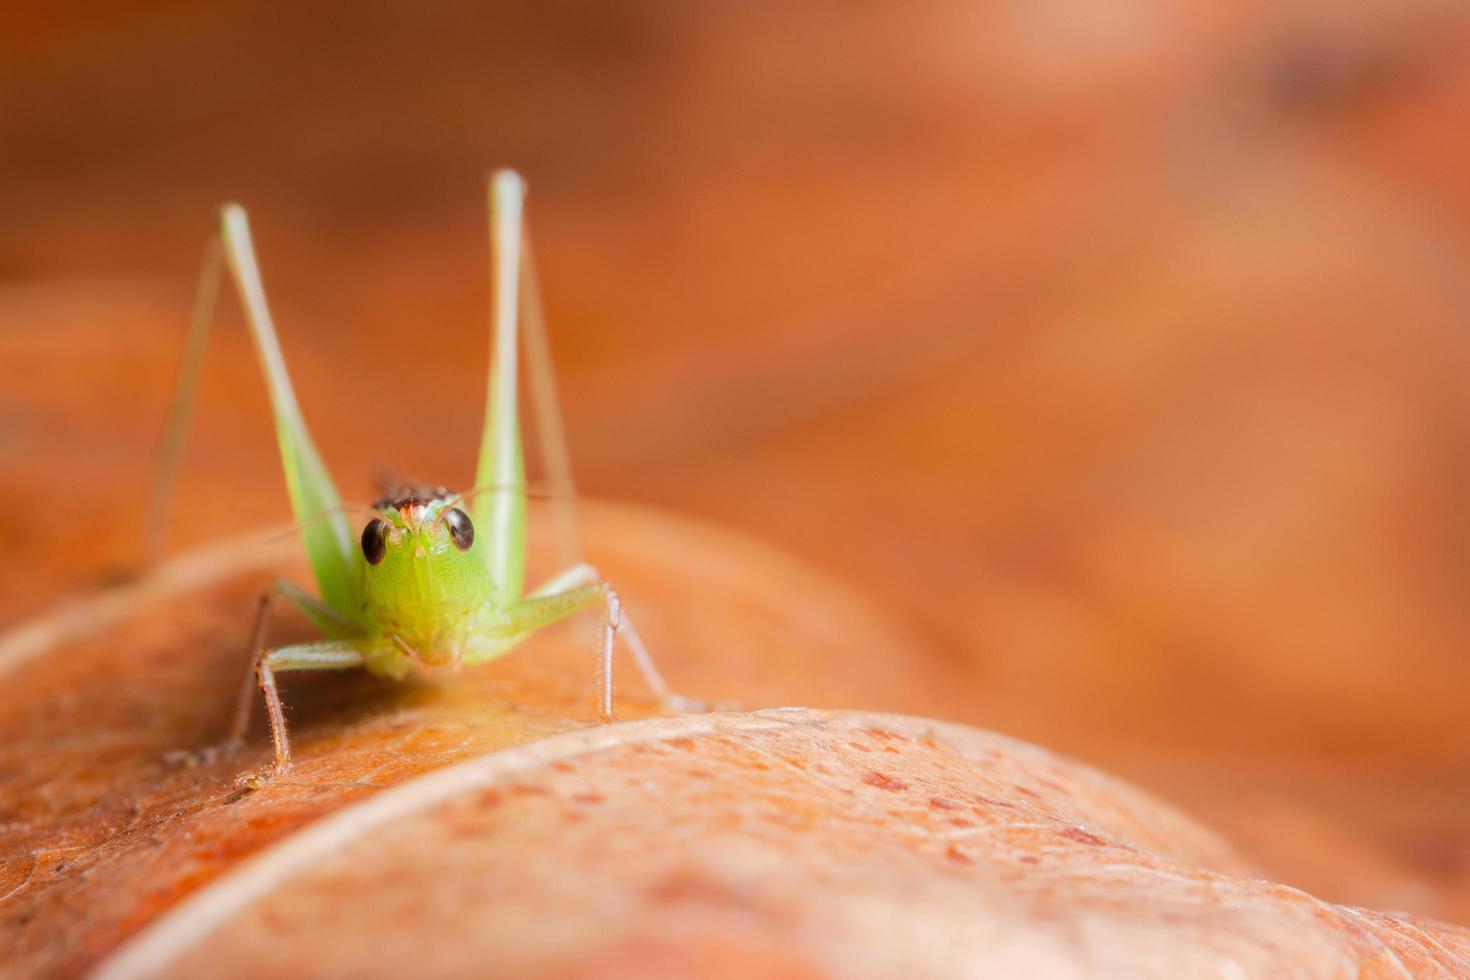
<box><xmin>444</xmin><ymin>507</ymin><xmax>474</xmax><ymax>552</ymax></box>
<box><xmin>361</xmin><ymin>518</ymin><xmax>391</xmax><ymax>565</ymax></box>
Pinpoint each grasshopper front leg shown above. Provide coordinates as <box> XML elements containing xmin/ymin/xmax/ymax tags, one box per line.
<box><xmin>526</xmin><ymin>562</ymin><xmax>700</xmax><ymax>716</ymax></box>
<box><xmin>229</xmin><ymin>579</ymin><xmax>379</xmax><ymax>779</ymax></box>
<box><xmin>465</xmin><ymin>563</ymin><xmax>701</xmax><ymax>721</ymax></box>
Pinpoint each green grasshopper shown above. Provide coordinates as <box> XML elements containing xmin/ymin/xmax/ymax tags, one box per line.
<box><xmin>151</xmin><ymin>170</ymin><xmax>687</xmax><ymax>782</ymax></box>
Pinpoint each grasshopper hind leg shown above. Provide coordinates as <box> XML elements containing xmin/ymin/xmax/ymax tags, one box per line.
<box><xmin>481</xmin><ymin>174</ymin><xmax>701</xmax><ymax>721</ymax></box>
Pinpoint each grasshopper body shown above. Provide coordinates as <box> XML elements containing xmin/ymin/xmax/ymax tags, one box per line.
<box><xmin>153</xmin><ymin>171</ymin><xmax>684</xmax><ymax>781</ymax></box>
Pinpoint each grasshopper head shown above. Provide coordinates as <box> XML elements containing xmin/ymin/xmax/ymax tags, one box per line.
<box><xmin>360</xmin><ymin>489</ymin><xmax>475</xmax><ymax>567</ymax></box>
<box><xmin>358</xmin><ymin>489</ymin><xmax>488</xmax><ymax>662</ymax></box>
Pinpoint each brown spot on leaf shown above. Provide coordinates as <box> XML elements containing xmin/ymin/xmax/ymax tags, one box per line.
<box><xmin>863</xmin><ymin>771</ymin><xmax>908</xmax><ymax>792</ymax></box>
<box><xmin>510</xmin><ymin>784</ymin><xmax>550</xmax><ymax>797</ymax></box>
<box><xmin>1061</xmin><ymin>827</ymin><xmax>1108</xmax><ymax>847</ymax></box>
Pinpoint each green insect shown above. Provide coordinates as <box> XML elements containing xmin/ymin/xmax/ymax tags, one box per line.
<box><xmin>150</xmin><ymin>170</ymin><xmax>688</xmax><ymax>782</ymax></box>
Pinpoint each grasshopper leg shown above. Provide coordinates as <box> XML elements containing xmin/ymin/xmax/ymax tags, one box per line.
<box><xmin>467</xmin><ymin>563</ymin><xmax>701</xmax><ymax>721</ymax></box>
<box><xmin>230</xmin><ymin>579</ymin><xmax>371</xmax><ymax>779</ymax></box>
<box><xmin>145</xmin><ymin>235</ymin><xmax>223</xmax><ymax>563</ymax></box>
<box><xmin>229</xmin><ymin>579</ymin><xmax>358</xmax><ymax>744</ymax></box>
<box><xmin>476</xmin><ymin>581</ymin><xmax>616</xmax><ymax>720</ymax></box>
<box><xmin>517</xmin><ymin>228</ymin><xmax>580</xmax><ymax>568</ymax></box>
<box><xmin>529</xmin><ymin>563</ymin><xmax>701</xmax><ymax>716</ymax></box>
<box><xmin>481</xmin><ymin>177</ymin><xmax>697</xmax><ymax>718</ymax></box>
<box><xmin>232</xmin><ymin>639</ymin><xmax>369</xmax><ymax>786</ymax></box>
<box><xmin>250</xmin><ymin>642</ymin><xmax>367</xmax><ymax>776</ymax></box>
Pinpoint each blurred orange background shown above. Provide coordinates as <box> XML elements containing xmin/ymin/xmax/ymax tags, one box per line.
<box><xmin>3</xmin><ymin>0</ymin><xmax>1468</xmax><ymax>923</ymax></box>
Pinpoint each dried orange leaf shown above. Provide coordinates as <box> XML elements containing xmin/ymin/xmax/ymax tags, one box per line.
<box><xmin>4</xmin><ymin>505</ymin><xmax>1467</xmax><ymax>978</ymax></box>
